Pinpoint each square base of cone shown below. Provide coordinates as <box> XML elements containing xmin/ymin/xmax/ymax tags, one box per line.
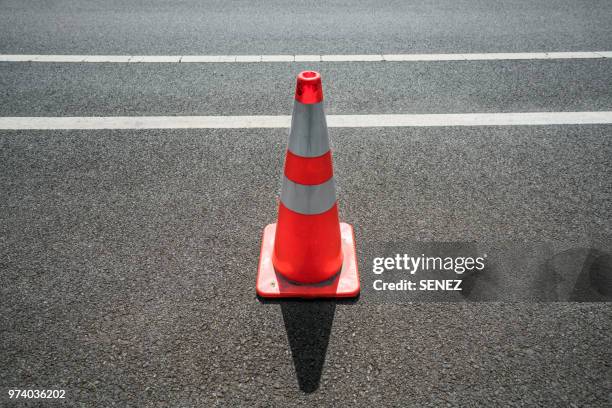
<box><xmin>256</xmin><ymin>222</ymin><xmax>360</xmax><ymax>299</ymax></box>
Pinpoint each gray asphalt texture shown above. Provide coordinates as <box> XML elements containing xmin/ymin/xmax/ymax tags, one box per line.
<box><xmin>1</xmin><ymin>60</ymin><xmax>612</xmax><ymax>116</ymax></box>
<box><xmin>1</xmin><ymin>0</ymin><xmax>612</xmax><ymax>54</ymax></box>
<box><xmin>1</xmin><ymin>0</ymin><xmax>612</xmax><ymax>406</ymax></box>
<box><xmin>1</xmin><ymin>127</ymin><xmax>611</xmax><ymax>406</ymax></box>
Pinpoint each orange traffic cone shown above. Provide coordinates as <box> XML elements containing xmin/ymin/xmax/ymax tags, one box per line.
<box><xmin>257</xmin><ymin>71</ymin><xmax>360</xmax><ymax>298</ymax></box>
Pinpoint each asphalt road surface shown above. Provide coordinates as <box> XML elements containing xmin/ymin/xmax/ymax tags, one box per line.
<box><xmin>1</xmin><ymin>1</ymin><xmax>611</xmax><ymax>407</ymax></box>
<box><xmin>2</xmin><ymin>0</ymin><xmax>611</xmax><ymax>54</ymax></box>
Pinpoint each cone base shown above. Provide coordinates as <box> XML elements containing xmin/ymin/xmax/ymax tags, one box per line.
<box><xmin>256</xmin><ymin>222</ymin><xmax>360</xmax><ymax>299</ymax></box>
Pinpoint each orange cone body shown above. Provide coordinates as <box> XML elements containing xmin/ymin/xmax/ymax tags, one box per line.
<box><xmin>257</xmin><ymin>71</ymin><xmax>359</xmax><ymax>298</ymax></box>
<box><xmin>273</xmin><ymin>203</ymin><xmax>343</xmax><ymax>283</ymax></box>
<box><xmin>271</xmin><ymin>72</ymin><xmax>342</xmax><ymax>283</ymax></box>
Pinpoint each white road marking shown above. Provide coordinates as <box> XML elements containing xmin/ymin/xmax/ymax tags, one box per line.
<box><xmin>1</xmin><ymin>112</ymin><xmax>610</xmax><ymax>130</ymax></box>
<box><xmin>217</xmin><ymin>55</ymin><xmax>238</xmax><ymax>62</ymax></box>
<box><xmin>383</xmin><ymin>54</ymin><xmax>466</xmax><ymax>61</ymax></box>
<box><xmin>31</xmin><ymin>55</ymin><xmax>88</xmax><ymax>62</ymax></box>
<box><xmin>0</xmin><ymin>52</ymin><xmax>610</xmax><ymax>63</ymax></box>
<box><xmin>179</xmin><ymin>55</ymin><xmax>223</xmax><ymax>63</ymax></box>
<box><xmin>321</xmin><ymin>55</ymin><xmax>384</xmax><ymax>61</ymax></box>
<box><xmin>83</xmin><ymin>55</ymin><xmax>131</xmax><ymax>63</ymax></box>
<box><xmin>235</xmin><ymin>55</ymin><xmax>262</xmax><ymax>62</ymax></box>
<box><xmin>260</xmin><ymin>55</ymin><xmax>295</xmax><ymax>62</ymax></box>
<box><xmin>128</xmin><ymin>55</ymin><xmax>181</xmax><ymax>63</ymax></box>
<box><xmin>295</xmin><ymin>55</ymin><xmax>322</xmax><ymax>62</ymax></box>
<box><xmin>594</xmin><ymin>51</ymin><xmax>612</xmax><ymax>58</ymax></box>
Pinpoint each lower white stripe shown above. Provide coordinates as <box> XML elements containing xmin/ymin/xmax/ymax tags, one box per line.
<box><xmin>0</xmin><ymin>112</ymin><xmax>610</xmax><ymax>130</ymax></box>
<box><xmin>0</xmin><ymin>52</ymin><xmax>610</xmax><ymax>63</ymax></box>
<box><xmin>281</xmin><ymin>176</ymin><xmax>337</xmax><ymax>215</ymax></box>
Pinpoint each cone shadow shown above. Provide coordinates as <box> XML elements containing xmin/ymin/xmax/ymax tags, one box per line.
<box><xmin>279</xmin><ymin>301</ymin><xmax>336</xmax><ymax>393</ymax></box>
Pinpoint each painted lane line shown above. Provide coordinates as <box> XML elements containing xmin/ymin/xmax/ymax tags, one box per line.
<box><xmin>0</xmin><ymin>55</ymin><xmax>39</xmax><ymax>61</ymax></box>
<box><xmin>383</xmin><ymin>54</ymin><xmax>466</xmax><ymax>61</ymax></box>
<box><xmin>327</xmin><ymin>112</ymin><xmax>612</xmax><ymax>127</ymax></box>
<box><xmin>31</xmin><ymin>55</ymin><xmax>87</xmax><ymax>62</ymax></box>
<box><xmin>82</xmin><ymin>55</ymin><xmax>131</xmax><ymax>63</ymax></box>
<box><xmin>0</xmin><ymin>52</ymin><xmax>610</xmax><ymax>63</ymax></box>
<box><xmin>0</xmin><ymin>116</ymin><xmax>290</xmax><ymax>130</ymax></box>
<box><xmin>461</xmin><ymin>52</ymin><xmax>604</xmax><ymax>61</ymax></box>
<box><xmin>129</xmin><ymin>55</ymin><xmax>181</xmax><ymax>63</ymax></box>
<box><xmin>295</xmin><ymin>55</ymin><xmax>322</xmax><ymax>62</ymax></box>
<box><xmin>594</xmin><ymin>51</ymin><xmax>612</xmax><ymax>58</ymax></box>
<box><xmin>260</xmin><ymin>55</ymin><xmax>295</xmax><ymax>62</ymax></box>
<box><xmin>179</xmin><ymin>55</ymin><xmax>223</xmax><ymax>63</ymax></box>
<box><xmin>1</xmin><ymin>112</ymin><xmax>611</xmax><ymax>130</ymax></box>
<box><xmin>321</xmin><ymin>55</ymin><xmax>384</xmax><ymax>61</ymax></box>
<box><xmin>235</xmin><ymin>55</ymin><xmax>262</xmax><ymax>62</ymax></box>
<box><xmin>217</xmin><ymin>55</ymin><xmax>238</xmax><ymax>62</ymax></box>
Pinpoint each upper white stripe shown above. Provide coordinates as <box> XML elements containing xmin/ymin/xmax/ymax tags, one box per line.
<box><xmin>0</xmin><ymin>112</ymin><xmax>610</xmax><ymax>130</ymax></box>
<box><xmin>0</xmin><ymin>52</ymin><xmax>610</xmax><ymax>63</ymax></box>
<box><xmin>288</xmin><ymin>101</ymin><xmax>330</xmax><ymax>157</ymax></box>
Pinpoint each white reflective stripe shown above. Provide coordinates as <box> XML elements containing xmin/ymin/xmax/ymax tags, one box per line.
<box><xmin>280</xmin><ymin>176</ymin><xmax>337</xmax><ymax>215</ymax></box>
<box><xmin>288</xmin><ymin>101</ymin><xmax>330</xmax><ymax>157</ymax></box>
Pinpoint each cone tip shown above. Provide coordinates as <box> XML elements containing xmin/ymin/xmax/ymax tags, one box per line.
<box><xmin>295</xmin><ymin>71</ymin><xmax>323</xmax><ymax>104</ymax></box>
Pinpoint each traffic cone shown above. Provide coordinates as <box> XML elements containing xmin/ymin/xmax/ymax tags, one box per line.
<box><xmin>257</xmin><ymin>71</ymin><xmax>360</xmax><ymax>298</ymax></box>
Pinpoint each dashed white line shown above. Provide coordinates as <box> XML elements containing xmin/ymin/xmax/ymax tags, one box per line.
<box><xmin>0</xmin><ymin>52</ymin><xmax>610</xmax><ymax>63</ymax></box>
<box><xmin>1</xmin><ymin>112</ymin><xmax>610</xmax><ymax>130</ymax></box>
